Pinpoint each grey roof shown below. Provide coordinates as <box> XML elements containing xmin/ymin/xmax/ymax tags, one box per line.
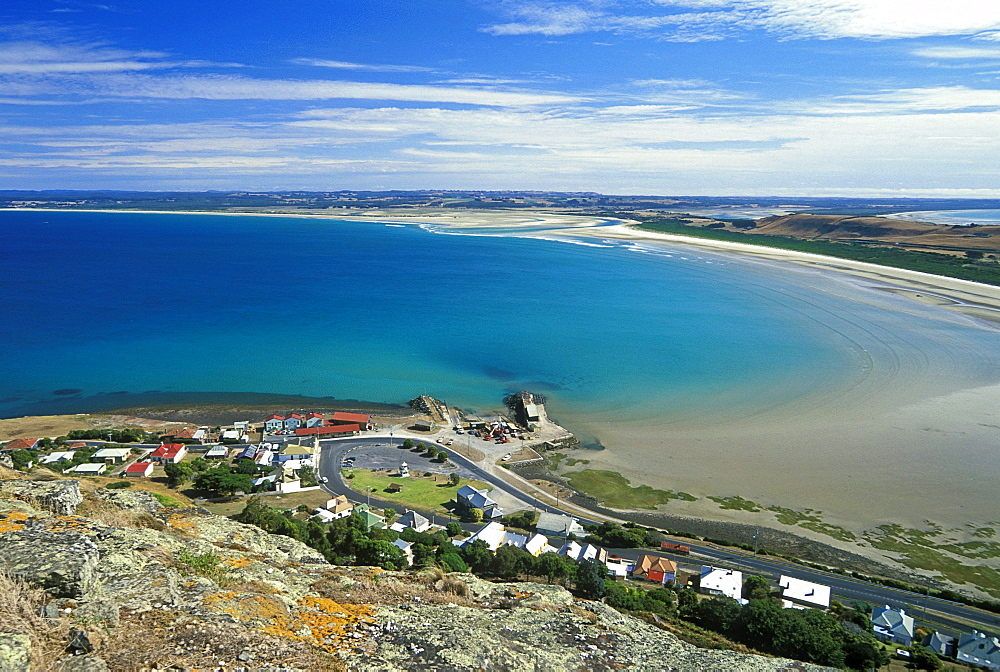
<box><xmin>398</xmin><ymin>510</ymin><xmax>429</xmax><ymax>530</ymax></box>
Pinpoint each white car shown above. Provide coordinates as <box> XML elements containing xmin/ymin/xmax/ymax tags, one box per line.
<box><xmin>502</xmin><ymin>454</ymin><xmax>512</xmax><ymax>461</ymax></box>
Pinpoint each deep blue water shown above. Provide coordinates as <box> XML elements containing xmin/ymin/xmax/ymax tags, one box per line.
<box><xmin>0</xmin><ymin>210</ymin><xmax>854</xmax><ymax>423</ymax></box>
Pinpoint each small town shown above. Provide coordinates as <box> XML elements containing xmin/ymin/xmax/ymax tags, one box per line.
<box><xmin>1</xmin><ymin>393</ymin><xmax>997</xmax><ymax>671</ymax></box>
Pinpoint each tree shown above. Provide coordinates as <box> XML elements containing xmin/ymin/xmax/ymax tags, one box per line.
<box><xmin>466</xmin><ymin>507</ymin><xmax>484</xmax><ymax>523</ymax></box>
<box><xmin>490</xmin><ymin>544</ymin><xmax>532</xmax><ymax>579</ymax></box>
<box><xmin>910</xmin><ymin>646</ymin><xmax>943</xmax><ymax>671</ymax></box>
<box><xmin>445</xmin><ymin>521</ymin><xmax>463</xmax><ymax>537</ymax></box>
<box><xmin>687</xmin><ymin>596</ymin><xmax>741</xmax><ymax>635</ymax></box>
<box><xmin>164</xmin><ymin>461</ymin><xmax>194</xmax><ymax>487</ymax></box>
<box><xmin>355</xmin><ymin>539</ymin><xmax>405</xmax><ymax>570</ymax></box>
<box><xmin>435</xmin><ymin>451</ymin><xmax>448</xmax><ymax>463</ymax></box>
<box><xmin>841</xmin><ymin>632</ymin><xmax>890</xmax><ymax>672</ymax></box>
<box><xmin>438</xmin><ymin>553</ymin><xmax>468</xmax><ymax>573</ymax></box>
<box><xmin>743</xmin><ymin>575</ymin><xmax>771</xmax><ymax>600</ymax></box>
<box><xmin>423</xmin><ymin>445</ymin><xmax>438</xmax><ymax>458</ymax></box>
<box><xmin>449</xmin><ymin>472</ymin><xmax>460</xmax><ymax>487</ymax></box>
<box><xmin>576</xmin><ymin>559</ymin><xmax>608</xmax><ymax>599</ymax></box>
<box><xmin>194</xmin><ymin>468</ymin><xmax>253</xmax><ymax>496</ymax></box>
<box><xmin>8</xmin><ymin>449</ymin><xmax>35</xmax><ymax>471</ymax></box>
<box><xmin>458</xmin><ymin>539</ymin><xmax>493</xmax><ymax>573</ymax></box>
<box><xmin>402</xmin><ymin>438</ymin><xmax>414</xmax><ymax>449</ymax></box>
<box><xmin>234</xmin><ymin>459</ymin><xmax>259</xmax><ymax>475</ymax></box>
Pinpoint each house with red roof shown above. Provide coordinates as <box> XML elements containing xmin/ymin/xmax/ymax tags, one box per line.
<box><xmin>263</xmin><ymin>414</ymin><xmax>284</xmax><ymax>433</ymax></box>
<box><xmin>2</xmin><ymin>438</ymin><xmax>39</xmax><ymax>452</ymax></box>
<box><xmin>330</xmin><ymin>411</ymin><xmax>372</xmax><ymax>429</ymax></box>
<box><xmin>305</xmin><ymin>412</ymin><xmax>325</xmax><ymax>428</ymax></box>
<box><xmin>294</xmin><ymin>424</ymin><xmax>361</xmax><ymax>437</ymax></box>
<box><xmin>283</xmin><ymin>413</ymin><xmax>303</xmax><ymax>431</ymax></box>
<box><xmin>149</xmin><ymin>443</ymin><xmax>187</xmax><ymax>464</ymax></box>
<box><xmin>124</xmin><ymin>462</ymin><xmax>154</xmax><ymax>478</ymax></box>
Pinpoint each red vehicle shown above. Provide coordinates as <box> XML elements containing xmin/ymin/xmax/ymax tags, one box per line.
<box><xmin>660</xmin><ymin>542</ymin><xmax>691</xmax><ymax>554</ymax></box>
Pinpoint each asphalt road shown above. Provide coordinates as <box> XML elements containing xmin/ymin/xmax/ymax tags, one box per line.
<box><xmin>297</xmin><ymin>434</ymin><xmax>1000</xmax><ymax>638</ymax></box>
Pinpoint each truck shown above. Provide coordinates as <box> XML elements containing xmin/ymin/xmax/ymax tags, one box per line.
<box><xmin>660</xmin><ymin>541</ymin><xmax>691</xmax><ymax>554</ymax></box>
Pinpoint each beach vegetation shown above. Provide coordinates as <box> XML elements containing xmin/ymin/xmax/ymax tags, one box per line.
<box><xmin>634</xmin><ymin>217</ymin><xmax>1000</xmax><ymax>286</ymax></box>
<box><xmin>344</xmin><ymin>468</ymin><xmax>490</xmax><ymax>515</ymax></box>
<box><xmin>565</xmin><ymin>469</ymin><xmax>696</xmax><ymax>509</ymax></box>
<box><xmin>708</xmin><ymin>495</ymin><xmax>761</xmax><ymax>512</ymax></box>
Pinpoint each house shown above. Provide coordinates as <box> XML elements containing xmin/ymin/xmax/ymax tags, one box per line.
<box><xmin>40</xmin><ymin>451</ymin><xmax>76</xmax><ymax>465</ymax></box>
<box><xmin>233</xmin><ymin>421</ymin><xmax>251</xmax><ymax>433</ymax></box>
<box><xmin>386</xmin><ymin>482</ymin><xmax>402</xmax><ymax>493</ymax></box>
<box><xmin>149</xmin><ymin>443</ymin><xmax>187</xmax><ymax>464</ymax></box>
<box><xmin>237</xmin><ymin>445</ymin><xmax>259</xmax><ymax>461</ymax></box>
<box><xmin>870</xmin><ymin>606</ymin><xmax>915</xmax><ymax>646</ymax></box>
<box><xmin>453</xmin><ymin>522</ymin><xmax>526</xmax><ymax>552</ymax></box>
<box><xmin>283</xmin><ymin>414</ymin><xmax>303</xmax><ymax>431</ymax></box>
<box><xmin>251</xmin><ymin>474</ymin><xmax>278</xmax><ymax>490</ymax></box>
<box><xmin>163</xmin><ymin>427</ymin><xmax>204</xmax><ymax>443</ymax></box>
<box><xmin>455</xmin><ymin>485</ymin><xmax>503</xmax><ymax>519</ymax></box>
<box><xmin>412</xmin><ymin>420</ymin><xmax>434</xmax><ymax>432</ymax></box>
<box><xmin>392</xmin><ymin>539</ymin><xmax>414</xmax><ymax>566</ymax></box>
<box><xmin>779</xmin><ymin>576</ymin><xmax>830</xmax><ymax>610</ymax></box>
<box><xmin>305</xmin><ymin>412</ymin><xmax>325</xmax><ymax>428</ymax></box>
<box><xmin>274</xmin><ymin>464</ymin><xmax>301</xmax><ymax>493</ymax></box>
<box><xmin>699</xmin><ymin>566</ymin><xmax>744</xmax><ymax>601</ymax></box>
<box><xmin>3</xmin><ymin>438</ymin><xmax>39</xmax><ymax>452</ymax></box>
<box><xmin>558</xmin><ymin>541</ymin><xmax>605</xmax><ymax>564</ymax></box>
<box><xmin>632</xmin><ymin>554</ymin><xmax>678</xmax><ymax>584</ymax></box>
<box><xmin>394</xmin><ymin>510</ymin><xmax>430</xmax><ymax>533</ymax></box>
<box><xmin>923</xmin><ymin>632</ymin><xmax>956</xmax><ymax>658</ymax></box>
<box><xmin>124</xmin><ymin>462</ymin><xmax>154</xmax><ymax>478</ymax></box>
<box><xmin>524</xmin><ymin>533</ymin><xmax>552</xmax><ymax>557</ymax></box>
<box><xmin>312</xmin><ymin>509</ymin><xmax>337</xmax><ymax>523</ymax></box>
<box><xmin>330</xmin><ymin>411</ymin><xmax>371</xmax><ymax>429</ymax></box>
<box><xmin>323</xmin><ymin>495</ymin><xmax>355</xmax><ymax>520</ymax></box>
<box><xmin>354</xmin><ymin>504</ymin><xmax>385</xmax><ymax>530</ymax></box>
<box><xmin>263</xmin><ymin>415</ymin><xmax>284</xmax><ymax>433</ymax></box>
<box><xmin>254</xmin><ymin>448</ymin><xmax>274</xmax><ymax>466</ymax></box>
<box><xmin>66</xmin><ymin>463</ymin><xmax>106</xmax><ymax>476</ymax></box>
<box><xmin>92</xmin><ymin>447</ymin><xmax>132</xmax><ymax>464</ymax></box>
<box><xmin>294</xmin><ymin>424</ymin><xmax>360</xmax><ymax>437</ymax></box>
<box><xmin>535</xmin><ymin>512</ymin><xmax>585</xmax><ymax>538</ymax></box>
<box><xmin>278</xmin><ymin>443</ymin><xmax>312</xmax><ymax>463</ymax></box>
<box><xmin>220</xmin><ymin>429</ymin><xmax>244</xmax><ymax>443</ymax></box>
<box><xmin>204</xmin><ymin>445</ymin><xmax>230</xmax><ymax>459</ymax></box>
<box><xmin>605</xmin><ymin>556</ymin><xmax>632</xmax><ymax>578</ymax></box>
<box><xmin>957</xmin><ymin>631</ymin><xmax>1000</xmax><ymax>670</ymax></box>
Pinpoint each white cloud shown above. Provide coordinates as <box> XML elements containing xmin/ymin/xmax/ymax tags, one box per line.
<box><xmin>290</xmin><ymin>58</ymin><xmax>436</xmax><ymax>73</ymax></box>
<box><xmin>811</xmin><ymin>85</ymin><xmax>1000</xmax><ymax>113</ymax></box>
<box><xmin>912</xmin><ymin>45</ymin><xmax>1000</xmax><ymax>59</ymax></box>
<box><xmin>482</xmin><ymin>0</ymin><xmax>1000</xmax><ymax>41</ymax></box>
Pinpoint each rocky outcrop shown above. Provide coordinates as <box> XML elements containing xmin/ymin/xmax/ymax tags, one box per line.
<box><xmin>0</xmin><ymin>479</ymin><xmax>83</xmax><ymax>515</ymax></box>
<box><xmin>0</xmin><ymin>633</ymin><xmax>31</xmax><ymax>672</ymax></box>
<box><xmin>95</xmin><ymin>488</ymin><xmax>163</xmax><ymax>514</ymax></box>
<box><xmin>0</xmin><ymin>485</ymin><xmax>834</xmax><ymax>671</ymax></box>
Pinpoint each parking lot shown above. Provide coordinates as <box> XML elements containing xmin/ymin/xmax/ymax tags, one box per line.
<box><xmin>336</xmin><ymin>441</ymin><xmax>481</xmax><ymax>481</ymax></box>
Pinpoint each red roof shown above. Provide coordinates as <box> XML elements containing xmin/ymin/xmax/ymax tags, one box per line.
<box><xmin>331</xmin><ymin>411</ymin><xmax>370</xmax><ymax>424</ymax></box>
<box><xmin>124</xmin><ymin>461</ymin><xmax>153</xmax><ymax>474</ymax></box>
<box><xmin>294</xmin><ymin>424</ymin><xmax>361</xmax><ymax>436</ymax></box>
<box><xmin>150</xmin><ymin>443</ymin><xmax>185</xmax><ymax>459</ymax></box>
<box><xmin>306</xmin><ymin>412</ymin><xmax>324</xmax><ymax>418</ymax></box>
<box><xmin>166</xmin><ymin>427</ymin><xmax>198</xmax><ymax>439</ymax></box>
<box><xmin>286</xmin><ymin>413</ymin><xmax>302</xmax><ymax>419</ymax></box>
<box><xmin>265</xmin><ymin>414</ymin><xmax>283</xmax><ymax>421</ymax></box>
<box><xmin>3</xmin><ymin>437</ymin><xmax>38</xmax><ymax>452</ymax></box>
<box><xmin>69</xmin><ymin>442</ymin><xmax>87</xmax><ymax>449</ymax></box>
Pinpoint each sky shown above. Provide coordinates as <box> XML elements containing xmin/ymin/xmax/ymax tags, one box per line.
<box><xmin>2</xmin><ymin>1</ymin><xmax>1000</xmax><ymax>196</ymax></box>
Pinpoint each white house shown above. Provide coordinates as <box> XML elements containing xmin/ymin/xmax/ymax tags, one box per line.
<box><xmin>254</xmin><ymin>448</ymin><xmax>274</xmax><ymax>466</ymax></box>
<box><xmin>305</xmin><ymin>412</ymin><xmax>325</xmax><ymax>428</ymax></box>
<box><xmin>453</xmin><ymin>522</ymin><xmax>527</xmax><ymax>552</ymax></box>
<box><xmin>66</xmin><ymin>463</ymin><xmax>107</xmax><ymax>476</ymax></box>
<box><xmin>524</xmin><ymin>533</ymin><xmax>552</xmax><ymax>557</ymax></box>
<box><xmin>40</xmin><ymin>451</ymin><xmax>76</xmax><ymax>465</ymax></box>
<box><xmin>535</xmin><ymin>512</ymin><xmax>585</xmax><ymax>538</ymax></box>
<box><xmin>283</xmin><ymin>414</ymin><xmax>303</xmax><ymax>431</ymax></box>
<box><xmin>871</xmin><ymin>606</ymin><xmax>915</xmax><ymax>646</ymax></box>
<box><xmin>205</xmin><ymin>445</ymin><xmax>230</xmax><ymax>459</ymax></box>
<box><xmin>957</xmin><ymin>631</ymin><xmax>1000</xmax><ymax>670</ymax></box>
<box><xmin>233</xmin><ymin>421</ymin><xmax>251</xmax><ymax>433</ymax></box>
<box><xmin>392</xmin><ymin>539</ymin><xmax>415</xmax><ymax>566</ymax></box>
<box><xmin>322</xmin><ymin>495</ymin><xmax>355</xmax><ymax>520</ymax></box>
<box><xmin>220</xmin><ymin>429</ymin><xmax>245</xmax><ymax>443</ymax></box>
<box><xmin>123</xmin><ymin>461</ymin><xmax>154</xmax><ymax>478</ymax></box>
<box><xmin>699</xmin><ymin>566</ymin><xmax>744</xmax><ymax>601</ymax></box>
<box><xmin>557</xmin><ymin>541</ymin><xmax>604</xmax><ymax>563</ymax></box>
<box><xmin>605</xmin><ymin>556</ymin><xmax>632</xmax><ymax>578</ymax></box>
<box><xmin>92</xmin><ymin>447</ymin><xmax>132</xmax><ymax>464</ymax></box>
<box><xmin>779</xmin><ymin>575</ymin><xmax>830</xmax><ymax>610</ymax></box>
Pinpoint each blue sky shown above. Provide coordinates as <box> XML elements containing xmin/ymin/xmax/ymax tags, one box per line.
<box><xmin>2</xmin><ymin>1</ymin><xmax>1000</xmax><ymax>196</ymax></box>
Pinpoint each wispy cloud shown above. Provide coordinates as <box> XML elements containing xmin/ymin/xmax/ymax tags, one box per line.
<box><xmin>481</xmin><ymin>1</ymin><xmax>1000</xmax><ymax>41</ymax></box>
<box><xmin>0</xmin><ymin>40</ymin><xmax>242</xmax><ymax>74</ymax></box>
<box><xmin>290</xmin><ymin>58</ymin><xmax>436</xmax><ymax>73</ymax></box>
<box><xmin>912</xmin><ymin>45</ymin><xmax>1000</xmax><ymax>59</ymax></box>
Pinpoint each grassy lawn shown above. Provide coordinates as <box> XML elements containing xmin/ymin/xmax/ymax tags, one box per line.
<box><xmin>565</xmin><ymin>469</ymin><xmax>696</xmax><ymax>509</ymax></box>
<box><xmin>344</xmin><ymin>469</ymin><xmax>491</xmax><ymax>515</ymax></box>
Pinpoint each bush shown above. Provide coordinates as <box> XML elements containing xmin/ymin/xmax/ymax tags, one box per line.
<box><xmin>105</xmin><ymin>480</ymin><xmax>133</xmax><ymax>489</ymax></box>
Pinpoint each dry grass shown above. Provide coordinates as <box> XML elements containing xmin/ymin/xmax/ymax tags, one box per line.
<box><xmin>0</xmin><ymin>571</ymin><xmax>70</xmax><ymax>671</ymax></box>
<box><xmin>312</xmin><ymin>570</ymin><xmax>474</xmax><ymax>608</ymax></box>
<box><xmin>74</xmin><ymin>498</ymin><xmax>166</xmax><ymax>531</ymax></box>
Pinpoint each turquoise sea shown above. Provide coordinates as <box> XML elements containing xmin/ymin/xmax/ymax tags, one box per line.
<box><xmin>0</xmin><ymin>210</ymin><xmax>889</xmax><ymax>427</ymax></box>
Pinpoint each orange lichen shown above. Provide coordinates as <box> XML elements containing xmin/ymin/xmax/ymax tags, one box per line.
<box><xmin>222</xmin><ymin>557</ymin><xmax>253</xmax><ymax>569</ymax></box>
<box><xmin>0</xmin><ymin>510</ymin><xmax>30</xmax><ymax>533</ymax></box>
<box><xmin>165</xmin><ymin>512</ymin><xmax>198</xmax><ymax>534</ymax></box>
<box><xmin>203</xmin><ymin>590</ymin><xmax>376</xmax><ymax>654</ymax></box>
